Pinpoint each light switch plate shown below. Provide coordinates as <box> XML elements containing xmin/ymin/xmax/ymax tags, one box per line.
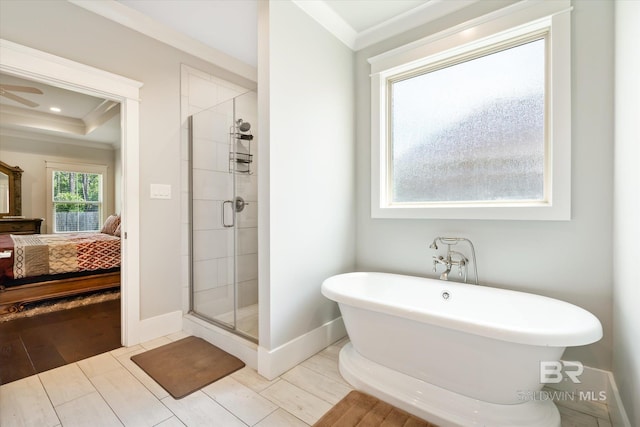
<box><xmin>150</xmin><ymin>184</ymin><xmax>171</xmax><ymax>199</ymax></box>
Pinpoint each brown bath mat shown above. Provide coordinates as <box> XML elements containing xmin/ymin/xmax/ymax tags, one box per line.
<box><xmin>314</xmin><ymin>390</ymin><xmax>438</xmax><ymax>427</ymax></box>
<box><xmin>130</xmin><ymin>336</ymin><xmax>245</xmax><ymax>399</ymax></box>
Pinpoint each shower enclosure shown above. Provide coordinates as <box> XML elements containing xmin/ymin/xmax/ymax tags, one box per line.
<box><xmin>189</xmin><ymin>91</ymin><xmax>258</xmax><ymax>342</ymax></box>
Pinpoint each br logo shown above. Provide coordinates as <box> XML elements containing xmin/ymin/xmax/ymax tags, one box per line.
<box><xmin>540</xmin><ymin>361</ymin><xmax>584</xmax><ymax>384</ymax></box>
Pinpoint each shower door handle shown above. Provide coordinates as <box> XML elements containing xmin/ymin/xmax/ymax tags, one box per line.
<box><xmin>222</xmin><ymin>200</ymin><xmax>235</xmax><ymax>228</ymax></box>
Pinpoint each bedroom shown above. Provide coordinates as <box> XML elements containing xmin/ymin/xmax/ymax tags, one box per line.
<box><xmin>0</xmin><ymin>72</ymin><xmax>122</xmax><ymax>314</ymax></box>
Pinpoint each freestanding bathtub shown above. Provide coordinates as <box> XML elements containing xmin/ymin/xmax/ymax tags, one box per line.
<box><xmin>321</xmin><ymin>272</ymin><xmax>603</xmax><ymax>427</ymax></box>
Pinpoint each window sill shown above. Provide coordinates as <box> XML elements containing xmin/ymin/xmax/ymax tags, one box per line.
<box><xmin>372</xmin><ymin>202</ymin><xmax>570</xmax><ymax>221</ymax></box>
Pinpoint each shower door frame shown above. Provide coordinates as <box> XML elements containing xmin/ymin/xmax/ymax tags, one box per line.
<box><xmin>188</xmin><ymin>107</ymin><xmax>257</xmax><ymax>344</ymax></box>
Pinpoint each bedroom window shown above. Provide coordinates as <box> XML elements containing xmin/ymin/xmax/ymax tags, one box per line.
<box><xmin>369</xmin><ymin>1</ymin><xmax>571</xmax><ymax>220</ymax></box>
<box><xmin>46</xmin><ymin>162</ymin><xmax>107</xmax><ymax>233</ymax></box>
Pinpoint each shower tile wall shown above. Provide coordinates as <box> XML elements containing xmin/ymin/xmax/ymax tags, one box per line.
<box><xmin>233</xmin><ymin>91</ymin><xmax>258</xmax><ymax>310</ymax></box>
<box><xmin>180</xmin><ymin>65</ymin><xmax>258</xmax><ymax>317</ymax></box>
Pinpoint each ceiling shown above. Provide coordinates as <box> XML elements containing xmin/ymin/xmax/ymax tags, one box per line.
<box><xmin>118</xmin><ymin>0</ymin><xmax>259</xmax><ymax>67</ymax></box>
<box><xmin>113</xmin><ymin>0</ymin><xmax>475</xmax><ymax>66</ymax></box>
<box><xmin>0</xmin><ymin>73</ymin><xmax>121</xmax><ymax>149</ymax></box>
<box><xmin>115</xmin><ymin>0</ymin><xmax>433</xmax><ymax>67</ymax></box>
<box><xmin>1</xmin><ymin>0</ymin><xmax>476</xmax><ymax>150</ymax></box>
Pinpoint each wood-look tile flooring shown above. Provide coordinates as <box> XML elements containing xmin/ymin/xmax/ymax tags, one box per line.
<box><xmin>1</xmin><ymin>329</ymin><xmax>613</xmax><ymax>427</ymax></box>
<box><xmin>0</xmin><ymin>299</ymin><xmax>121</xmax><ymax>385</ymax></box>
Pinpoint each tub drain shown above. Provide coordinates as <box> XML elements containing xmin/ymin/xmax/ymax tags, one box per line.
<box><xmin>441</xmin><ymin>291</ymin><xmax>451</xmax><ymax>300</ymax></box>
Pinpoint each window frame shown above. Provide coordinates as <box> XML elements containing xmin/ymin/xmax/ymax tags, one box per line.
<box><xmin>46</xmin><ymin>161</ymin><xmax>108</xmax><ymax>233</ymax></box>
<box><xmin>369</xmin><ymin>1</ymin><xmax>571</xmax><ymax>220</ymax></box>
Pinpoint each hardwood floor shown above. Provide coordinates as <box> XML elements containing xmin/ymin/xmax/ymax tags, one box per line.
<box><xmin>0</xmin><ymin>299</ymin><xmax>121</xmax><ymax>384</ymax></box>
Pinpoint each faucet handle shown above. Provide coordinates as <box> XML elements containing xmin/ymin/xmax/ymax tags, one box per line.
<box><xmin>457</xmin><ymin>259</ymin><xmax>465</xmax><ymax>276</ymax></box>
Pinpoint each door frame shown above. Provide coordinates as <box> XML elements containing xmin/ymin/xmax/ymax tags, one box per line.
<box><xmin>0</xmin><ymin>39</ymin><xmax>143</xmax><ymax>346</ymax></box>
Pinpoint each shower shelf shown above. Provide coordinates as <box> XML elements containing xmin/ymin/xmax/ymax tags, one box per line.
<box><xmin>233</xmin><ymin>153</ymin><xmax>252</xmax><ymax>163</ymax></box>
<box><xmin>229</xmin><ymin>152</ymin><xmax>253</xmax><ymax>174</ymax></box>
<box><xmin>233</xmin><ymin>133</ymin><xmax>254</xmax><ymax>141</ymax></box>
<box><xmin>229</xmin><ymin>120</ymin><xmax>254</xmax><ymax>175</ymax></box>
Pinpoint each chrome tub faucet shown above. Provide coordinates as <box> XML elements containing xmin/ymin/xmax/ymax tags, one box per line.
<box><xmin>429</xmin><ymin>237</ymin><xmax>478</xmax><ymax>285</ymax></box>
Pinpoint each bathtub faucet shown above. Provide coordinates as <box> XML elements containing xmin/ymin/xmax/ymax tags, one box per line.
<box><xmin>429</xmin><ymin>237</ymin><xmax>479</xmax><ymax>285</ymax></box>
<box><xmin>432</xmin><ymin>252</ymin><xmax>467</xmax><ymax>281</ymax></box>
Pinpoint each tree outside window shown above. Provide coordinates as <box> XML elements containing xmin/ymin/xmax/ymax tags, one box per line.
<box><xmin>53</xmin><ymin>170</ymin><xmax>102</xmax><ymax>232</ymax></box>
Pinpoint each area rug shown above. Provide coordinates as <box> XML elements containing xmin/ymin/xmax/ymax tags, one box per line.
<box><xmin>313</xmin><ymin>390</ymin><xmax>438</xmax><ymax>427</ymax></box>
<box><xmin>0</xmin><ymin>290</ymin><xmax>120</xmax><ymax>322</ymax></box>
<box><xmin>130</xmin><ymin>336</ymin><xmax>245</xmax><ymax>399</ymax></box>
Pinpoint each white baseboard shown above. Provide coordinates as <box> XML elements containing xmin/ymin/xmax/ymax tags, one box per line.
<box><xmin>182</xmin><ymin>314</ymin><xmax>258</xmax><ymax>369</ymax></box>
<box><xmin>137</xmin><ymin>310</ymin><xmax>183</xmax><ymax>343</ymax></box>
<box><xmin>606</xmin><ymin>371</ymin><xmax>633</xmax><ymax>427</ymax></box>
<box><xmin>258</xmin><ymin>316</ymin><xmax>346</xmax><ymax>380</ymax></box>
<box><xmin>550</xmin><ymin>363</ymin><xmax>631</xmax><ymax>427</ymax></box>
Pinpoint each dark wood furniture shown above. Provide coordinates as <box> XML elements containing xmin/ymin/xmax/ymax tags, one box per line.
<box><xmin>0</xmin><ymin>271</ymin><xmax>120</xmax><ymax>314</ymax></box>
<box><xmin>0</xmin><ymin>218</ymin><xmax>43</xmax><ymax>235</ymax></box>
<box><xmin>0</xmin><ymin>161</ymin><xmax>43</xmax><ymax>235</ymax></box>
<box><xmin>0</xmin><ymin>161</ymin><xmax>23</xmax><ymax>218</ymax></box>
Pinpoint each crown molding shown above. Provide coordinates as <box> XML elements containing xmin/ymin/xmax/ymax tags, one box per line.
<box><xmin>68</xmin><ymin>0</ymin><xmax>257</xmax><ymax>83</ymax></box>
<box><xmin>1</xmin><ymin>104</ymin><xmax>85</xmax><ymax>135</ymax></box>
<box><xmin>0</xmin><ymin>126</ymin><xmax>116</xmax><ymax>151</ymax></box>
<box><xmin>1</xmin><ymin>101</ymin><xmax>119</xmax><ymax>138</ymax></box>
<box><xmin>291</xmin><ymin>0</ymin><xmax>358</xmax><ymax>49</ymax></box>
<box><xmin>84</xmin><ymin>100</ymin><xmax>120</xmax><ymax>135</ymax></box>
<box><xmin>354</xmin><ymin>0</ymin><xmax>481</xmax><ymax>50</ymax></box>
<box><xmin>292</xmin><ymin>0</ymin><xmax>481</xmax><ymax>51</ymax></box>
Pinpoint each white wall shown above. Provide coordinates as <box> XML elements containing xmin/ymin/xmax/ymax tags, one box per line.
<box><xmin>613</xmin><ymin>1</ymin><xmax>640</xmax><ymax>425</ymax></box>
<box><xmin>0</xmin><ymin>133</ymin><xmax>116</xmax><ymax>227</ymax></box>
<box><xmin>260</xmin><ymin>0</ymin><xmax>356</xmax><ymax>351</ymax></box>
<box><xmin>355</xmin><ymin>0</ymin><xmax>614</xmax><ymax>370</ymax></box>
<box><xmin>0</xmin><ymin>0</ymin><xmax>254</xmax><ymax>320</ymax></box>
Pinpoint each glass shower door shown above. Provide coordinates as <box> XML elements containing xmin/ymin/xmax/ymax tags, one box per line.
<box><xmin>189</xmin><ymin>99</ymin><xmax>236</xmax><ymax>331</ymax></box>
<box><xmin>189</xmin><ymin>92</ymin><xmax>258</xmax><ymax>342</ymax></box>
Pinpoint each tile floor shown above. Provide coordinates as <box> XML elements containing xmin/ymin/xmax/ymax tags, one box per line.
<box><xmin>1</xmin><ymin>332</ymin><xmax>612</xmax><ymax>427</ymax></box>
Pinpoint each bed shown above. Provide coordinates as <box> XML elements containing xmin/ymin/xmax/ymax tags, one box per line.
<box><xmin>0</xmin><ymin>231</ymin><xmax>121</xmax><ymax>314</ymax></box>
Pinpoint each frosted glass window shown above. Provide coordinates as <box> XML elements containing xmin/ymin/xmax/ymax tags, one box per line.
<box><xmin>390</xmin><ymin>38</ymin><xmax>545</xmax><ymax>203</ymax></box>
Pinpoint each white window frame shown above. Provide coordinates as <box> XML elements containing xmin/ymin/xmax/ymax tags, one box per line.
<box><xmin>369</xmin><ymin>1</ymin><xmax>571</xmax><ymax>220</ymax></box>
<box><xmin>46</xmin><ymin>161</ymin><xmax>108</xmax><ymax>233</ymax></box>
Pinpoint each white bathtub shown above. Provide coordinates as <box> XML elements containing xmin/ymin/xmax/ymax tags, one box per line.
<box><xmin>321</xmin><ymin>272</ymin><xmax>603</xmax><ymax>427</ymax></box>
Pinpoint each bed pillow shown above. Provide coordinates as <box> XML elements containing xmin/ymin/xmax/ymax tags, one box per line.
<box><xmin>114</xmin><ymin>223</ymin><xmax>121</xmax><ymax>237</ymax></box>
<box><xmin>101</xmin><ymin>214</ymin><xmax>121</xmax><ymax>235</ymax></box>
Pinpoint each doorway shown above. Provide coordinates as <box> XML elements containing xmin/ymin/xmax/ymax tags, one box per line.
<box><xmin>0</xmin><ymin>39</ymin><xmax>142</xmax><ymax>346</ymax></box>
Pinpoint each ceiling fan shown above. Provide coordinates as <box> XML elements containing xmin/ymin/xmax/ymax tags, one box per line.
<box><xmin>0</xmin><ymin>84</ymin><xmax>43</xmax><ymax>108</ymax></box>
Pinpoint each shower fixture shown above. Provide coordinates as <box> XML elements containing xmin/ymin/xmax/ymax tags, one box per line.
<box><xmin>229</xmin><ymin>118</ymin><xmax>254</xmax><ymax>174</ymax></box>
<box><xmin>236</xmin><ymin>119</ymin><xmax>251</xmax><ymax>132</ymax></box>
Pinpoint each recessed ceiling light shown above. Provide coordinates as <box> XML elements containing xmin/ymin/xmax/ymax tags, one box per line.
<box><xmin>50</xmin><ymin>107</ymin><xmax>61</xmax><ymax>113</ymax></box>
